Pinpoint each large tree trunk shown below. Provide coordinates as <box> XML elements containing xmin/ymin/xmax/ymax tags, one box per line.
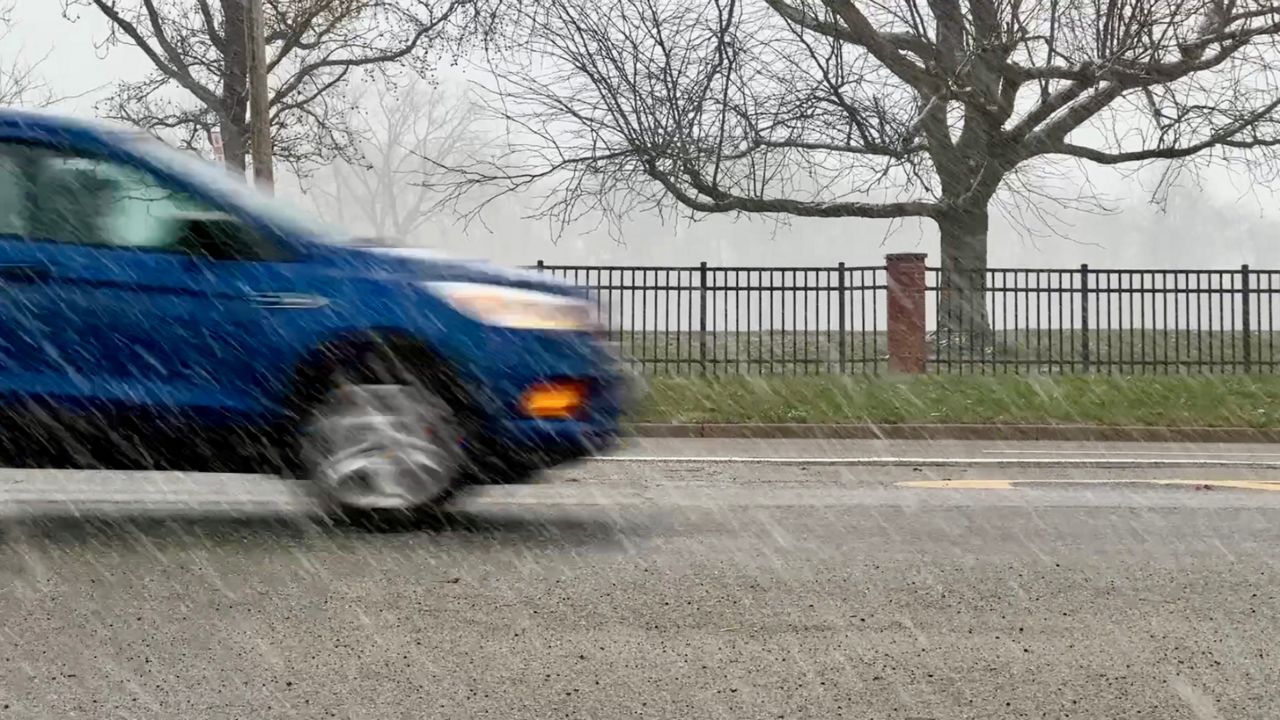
<box><xmin>219</xmin><ymin>115</ymin><xmax>249</xmax><ymax>173</ymax></box>
<box><xmin>936</xmin><ymin>203</ymin><xmax>993</xmax><ymax>356</ymax></box>
<box><xmin>218</xmin><ymin>0</ymin><xmax>250</xmax><ymax>174</ymax></box>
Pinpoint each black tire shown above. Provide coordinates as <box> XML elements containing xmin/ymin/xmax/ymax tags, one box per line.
<box><xmin>291</xmin><ymin>345</ymin><xmax>471</xmax><ymax>530</ymax></box>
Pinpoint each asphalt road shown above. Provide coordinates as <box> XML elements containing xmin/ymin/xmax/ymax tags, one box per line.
<box><xmin>0</xmin><ymin>443</ymin><xmax>1278</xmax><ymax>719</ymax></box>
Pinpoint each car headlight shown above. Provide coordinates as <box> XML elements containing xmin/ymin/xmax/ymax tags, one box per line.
<box><xmin>422</xmin><ymin>282</ymin><xmax>599</xmax><ymax>331</ymax></box>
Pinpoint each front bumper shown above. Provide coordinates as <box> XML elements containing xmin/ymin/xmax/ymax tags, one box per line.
<box><xmin>465</xmin><ymin>342</ymin><xmax>643</xmax><ymax>477</ymax></box>
<box><xmin>599</xmin><ymin>339</ymin><xmax>647</xmax><ymax>406</ymax></box>
<box><xmin>464</xmin><ymin>411</ymin><xmax>625</xmax><ymax>485</ymax></box>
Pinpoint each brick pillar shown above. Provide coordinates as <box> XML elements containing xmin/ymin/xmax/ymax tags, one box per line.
<box><xmin>886</xmin><ymin>253</ymin><xmax>927</xmax><ymax>374</ymax></box>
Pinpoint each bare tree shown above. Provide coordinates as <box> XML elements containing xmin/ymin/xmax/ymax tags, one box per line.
<box><xmin>0</xmin><ymin>0</ymin><xmax>54</xmax><ymax>106</ymax></box>
<box><xmin>454</xmin><ymin>0</ymin><xmax>1280</xmax><ymax>340</ymax></box>
<box><xmin>63</xmin><ymin>0</ymin><xmax>510</xmax><ymax>174</ymax></box>
<box><xmin>310</xmin><ymin>79</ymin><xmax>482</xmax><ymax>240</ymax></box>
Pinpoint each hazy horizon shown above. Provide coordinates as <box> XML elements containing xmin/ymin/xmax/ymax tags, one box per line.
<box><xmin>4</xmin><ymin>0</ymin><xmax>1279</xmax><ymax>271</ymax></box>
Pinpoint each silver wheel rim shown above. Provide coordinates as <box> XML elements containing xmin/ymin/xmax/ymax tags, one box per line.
<box><xmin>301</xmin><ymin>382</ymin><xmax>463</xmax><ymax>512</ymax></box>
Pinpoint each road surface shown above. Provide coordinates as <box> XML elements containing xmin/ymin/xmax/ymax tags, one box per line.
<box><xmin>0</xmin><ymin>440</ymin><xmax>1277</xmax><ymax>719</ymax></box>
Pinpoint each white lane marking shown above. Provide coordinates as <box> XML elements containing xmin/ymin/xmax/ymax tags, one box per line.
<box><xmin>900</xmin><ymin>479</ymin><xmax>1015</xmax><ymax>489</ymax></box>
<box><xmin>590</xmin><ymin>455</ymin><xmax>1280</xmax><ymax>468</ymax></box>
<box><xmin>984</xmin><ymin>449</ymin><xmax>1280</xmax><ymax>457</ymax></box>
<box><xmin>898</xmin><ymin>478</ymin><xmax>1280</xmax><ymax>492</ymax></box>
<box><xmin>0</xmin><ymin>475</ymin><xmax>315</xmax><ymax>511</ymax></box>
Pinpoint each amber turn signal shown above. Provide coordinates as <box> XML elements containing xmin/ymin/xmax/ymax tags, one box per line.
<box><xmin>520</xmin><ymin>381</ymin><xmax>588</xmax><ymax>419</ymax></box>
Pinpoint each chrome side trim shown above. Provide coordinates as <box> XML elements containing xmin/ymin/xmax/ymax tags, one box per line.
<box><xmin>246</xmin><ymin>292</ymin><xmax>330</xmax><ymax>309</ymax></box>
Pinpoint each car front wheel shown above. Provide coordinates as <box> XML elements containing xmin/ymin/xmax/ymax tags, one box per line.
<box><xmin>297</xmin><ymin>363</ymin><xmax>467</xmax><ymax>528</ymax></box>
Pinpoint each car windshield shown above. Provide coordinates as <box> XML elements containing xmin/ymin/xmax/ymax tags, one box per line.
<box><xmin>119</xmin><ymin>132</ymin><xmax>350</xmax><ymax>243</ymax></box>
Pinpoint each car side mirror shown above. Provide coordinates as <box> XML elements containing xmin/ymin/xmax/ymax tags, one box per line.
<box><xmin>173</xmin><ymin>214</ymin><xmax>282</xmax><ymax>262</ymax></box>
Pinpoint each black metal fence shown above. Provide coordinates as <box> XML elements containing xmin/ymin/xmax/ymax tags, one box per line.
<box><xmin>530</xmin><ymin>261</ymin><xmax>1280</xmax><ymax>376</ymax></box>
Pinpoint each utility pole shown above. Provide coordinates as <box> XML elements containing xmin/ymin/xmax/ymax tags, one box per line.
<box><xmin>246</xmin><ymin>0</ymin><xmax>274</xmax><ymax>193</ymax></box>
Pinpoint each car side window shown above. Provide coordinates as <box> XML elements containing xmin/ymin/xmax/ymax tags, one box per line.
<box><xmin>0</xmin><ymin>142</ymin><xmax>287</xmax><ymax>261</ymax></box>
<box><xmin>0</xmin><ymin>149</ymin><xmax>26</xmax><ymax>236</ymax></box>
<box><xmin>40</xmin><ymin>153</ymin><xmax>203</xmax><ymax>249</ymax></box>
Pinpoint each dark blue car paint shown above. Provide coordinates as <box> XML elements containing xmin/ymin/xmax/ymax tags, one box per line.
<box><xmin>0</xmin><ymin>109</ymin><xmax>630</xmax><ymax>467</ymax></box>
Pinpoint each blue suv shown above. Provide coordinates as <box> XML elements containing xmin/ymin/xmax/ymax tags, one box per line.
<box><xmin>0</xmin><ymin>109</ymin><xmax>638</xmax><ymax>525</ymax></box>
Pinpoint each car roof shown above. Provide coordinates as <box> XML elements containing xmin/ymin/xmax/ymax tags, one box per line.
<box><xmin>169</xmin><ymin>209</ymin><xmax>239</xmax><ymax>221</ymax></box>
<box><xmin>0</xmin><ymin>106</ymin><xmax>139</xmax><ymax>141</ymax></box>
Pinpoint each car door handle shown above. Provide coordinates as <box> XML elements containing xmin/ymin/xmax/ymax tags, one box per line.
<box><xmin>245</xmin><ymin>292</ymin><xmax>329</xmax><ymax>309</ymax></box>
<box><xmin>0</xmin><ymin>264</ymin><xmax>52</xmax><ymax>282</ymax></box>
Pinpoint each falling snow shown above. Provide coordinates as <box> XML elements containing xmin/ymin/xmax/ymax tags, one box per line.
<box><xmin>1</xmin><ymin>0</ymin><xmax>1280</xmax><ymax>718</ymax></box>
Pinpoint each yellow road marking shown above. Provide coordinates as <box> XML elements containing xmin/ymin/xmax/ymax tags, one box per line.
<box><xmin>899</xmin><ymin>479</ymin><xmax>1016</xmax><ymax>490</ymax></box>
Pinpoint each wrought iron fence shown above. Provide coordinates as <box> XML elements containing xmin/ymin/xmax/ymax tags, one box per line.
<box><xmin>530</xmin><ymin>261</ymin><xmax>1280</xmax><ymax>376</ymax></box>
<box><xmin>928</xmin><ymin>265</ymin><xmax>1279</xmax><ymax>375</ymax></box>
<box><xmin>531</xmin><ymin>263</ymin><xmax>887</xmax><ymax>374</ymax></box>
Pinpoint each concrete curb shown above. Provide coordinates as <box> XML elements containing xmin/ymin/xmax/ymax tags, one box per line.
<box><xmin>627</xmin><ymin>423</ymin><xmax>1280</xmax><ymax>444</ymax></box>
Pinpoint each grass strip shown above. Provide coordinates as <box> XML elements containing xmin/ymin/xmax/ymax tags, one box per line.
<box><xmin>632</xmin><ymin>375</ymin><xmax>1280</xmax><ymax>427</ymax></box>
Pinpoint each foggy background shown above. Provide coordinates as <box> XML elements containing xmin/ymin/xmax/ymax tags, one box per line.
<box><xmin>5</xmin><ymin>0</ymin><xmax>1278</xmax><ymax>270</ymax></box>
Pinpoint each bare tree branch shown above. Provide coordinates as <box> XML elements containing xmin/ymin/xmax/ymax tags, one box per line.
<box><xmin>445</xmin><ymin>0</ymin><xmax>1280</xmax><ymax>336</ymax></box>
<box><xmin>83</xmin><ymin>0</ymin><xmax>222</xmax><ymax>108</ymax></box>
<box><xmin>64</xmin><ymin>0</ymin><xmax>516</xmax><ymax>173</ymax></box>
<box><xmin>0</xmin><ymin>3</ymin><xmax>49</xmax><ymax>106</ymax></box>
<box><xmin>307</xmin><ymin>79</ymin><xmax>486</xmax><ymax>240</ymax></box>
<box><xmin>0</xmin><ymin>0</ymin><xmax>101</xmax><ymax>107</ymax></box>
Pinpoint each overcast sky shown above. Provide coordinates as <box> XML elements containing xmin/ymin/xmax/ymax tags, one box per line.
<box><xmin>3</xmin><ymin>0</ymin><xmax>1280</xmax><ymax>269</ymax></box>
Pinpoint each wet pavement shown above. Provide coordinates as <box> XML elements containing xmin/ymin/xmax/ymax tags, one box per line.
<box><xmin>0</xmin><ymin>445</ymin><xmax>1276</xmax><ymax>719</ymax></box>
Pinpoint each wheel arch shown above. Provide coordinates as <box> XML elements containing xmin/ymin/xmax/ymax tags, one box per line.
<box><xmin>280</xmin><ymin>328</ymin><xmax>480</xmax><ymax>428</ymax></box>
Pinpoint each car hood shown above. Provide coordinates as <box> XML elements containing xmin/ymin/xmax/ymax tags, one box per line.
<box><xmin>322</xmin><ymin>244</ymin><xmax>583</xmax><ymax>298</ymax></box>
